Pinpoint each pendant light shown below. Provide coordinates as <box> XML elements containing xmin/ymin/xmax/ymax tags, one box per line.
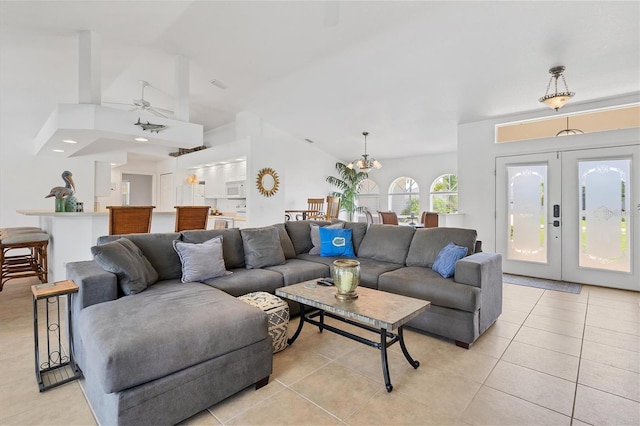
<box><xmin>539</xmin><ymin>66</ymin><xmax>575</xmax><ymax>111</ymax></box>
<box><xmin>347</xmin><ymin>131</ymin><xmax>382</xmax><ymax>173</ymax></box>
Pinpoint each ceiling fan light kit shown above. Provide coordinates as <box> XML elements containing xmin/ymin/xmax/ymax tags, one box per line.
<box><xmin>539</xmin><ymin>66</ymin><xmax>575</xmax><ymax>111</ymax></box>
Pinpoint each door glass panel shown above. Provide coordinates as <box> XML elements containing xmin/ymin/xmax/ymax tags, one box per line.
<box><xmin>579</xmin><ymin>159</ymin><xmax>631</xmax><ymax>272</ymax></box>
<box><xmin>507</xmin><ymin>164</ymin><xmax>547</xmax><ymax>263</ymax></box>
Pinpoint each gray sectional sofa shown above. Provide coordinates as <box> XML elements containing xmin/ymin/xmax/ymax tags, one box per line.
<box><xmin>67</xmin><ymin>220</ymin><xmax>502</xmax><ymax>425</ymax></box>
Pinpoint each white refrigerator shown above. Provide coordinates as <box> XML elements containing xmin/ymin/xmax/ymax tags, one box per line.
<box><xmin>177</xmin><ymin>183</ymin><xmax>206</xmax><ymax>206</ymax></box>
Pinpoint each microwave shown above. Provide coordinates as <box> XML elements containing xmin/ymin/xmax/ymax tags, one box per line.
<box><xmin>225</xmin><ymin>181</ymin><xmax>245</xmax><ymax>198</ymax></box>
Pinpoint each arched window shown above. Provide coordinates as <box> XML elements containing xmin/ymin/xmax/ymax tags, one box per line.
<box><xmin>430</xmin><ymin>174</ymin><xmax>458</xmax><ymax>213</ymax></box>
<box><xmin>388</xmin><ymin>177</ymin><xmax>420</xmax><ymax>223</ymax></box>
<box><xmin>357</xmin><ymin>178</ymin><xmax>380</xmax><ymax>222</ymax></box>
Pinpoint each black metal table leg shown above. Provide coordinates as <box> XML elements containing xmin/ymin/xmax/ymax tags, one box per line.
<box><xmin>287</xmin><ymin>303</ymin><xmax>306</xmax><ymax>345</ymax></box>
<box><xmin>318</xmin><ymin>310</ymin><xmax>324</xmax><ymax>333</ymax></box>
<box><xmin>380</xmin><ymin>328</ymin><xmax>393</xmax><ymax>392</ymax></box>
<box><xmin>398</xmin><ymin>326</ymin><xmax>420</xmax><ymax>368</ymax></box>
<box><xmin>33</xmin><ymin>295</ymin><xmax>41</xmax><ymax>386</ymax></box>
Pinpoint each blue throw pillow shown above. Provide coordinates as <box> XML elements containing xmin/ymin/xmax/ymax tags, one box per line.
<box><xmin>319</xmin><ymin>227</ymin><xmax>355</xmax><ymax>257</ymax></box>
<box><xmin>432</xmin><ymin>242</ymin><xmax>468</xmax><ymax>278</ymax></box>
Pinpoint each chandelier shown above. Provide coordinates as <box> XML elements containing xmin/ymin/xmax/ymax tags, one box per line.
<box><xmin>347</xmin><ymin>131</ymin><xmax>382</xmax><ymax>173</ymax></box>
<box><xmin>556</xmin><ymin>116</ymin><xmax>584</xmax><ymax>137</ymax></box>
<box><xmin>539</xmin><ymin>66</ymin><xmax>575</xmax><ymax>111</ymax></box>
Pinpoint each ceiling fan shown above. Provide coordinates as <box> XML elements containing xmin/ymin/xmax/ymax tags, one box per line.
<box><xmin>105</xmin><ymin>80</ymin><xmax>173</xmax><ymax>118</ymax></box>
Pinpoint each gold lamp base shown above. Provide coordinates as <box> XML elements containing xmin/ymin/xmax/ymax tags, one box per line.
<box><xmin>335</xmin><ymin>291</ymin><xmax>358</xmax><ymax>301</ymax></box>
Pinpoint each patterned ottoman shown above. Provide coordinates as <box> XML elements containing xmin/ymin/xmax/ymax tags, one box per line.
<box><xmin>238</xmin><ymin>292</ymin><xmax>289</xmax><ymax>353</ymax></box>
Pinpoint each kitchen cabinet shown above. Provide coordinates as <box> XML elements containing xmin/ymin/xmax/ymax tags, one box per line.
<box><xmin>204</xmin><ymin>166</ymin><xmax>225</xmax><ymax>198</ymax></box>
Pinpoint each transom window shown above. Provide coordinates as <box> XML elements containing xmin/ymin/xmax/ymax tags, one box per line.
<box><xmin>388</xmin><ymin>177</ymin><xmax>420</xmax><ymax>223</ymax></box>
<box><xmin>430</xmin><ymin>174</ymin><xmax>458</xmax><ymax>213</ymax></box>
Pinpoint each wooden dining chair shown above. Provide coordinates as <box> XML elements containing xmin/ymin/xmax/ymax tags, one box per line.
<box><xmin>297</xmin><ymin>198</ymin><xmax>325</xmax><ymax>220</ymax></box>
<box><xmin>364</xmin><ymin>209</ymin><xmax>374</xmax><ymax>225</ymax></box>
<box><xmin>174</xmin><ymin>206</ymin><xmax>210</xmax><ymax>232</ymax></box>
<box><xmin>106</xmin><ymin>206</ymin><xmax>155</xmax><ymax>235</ymax></box>
<box><xmin>377</xmin><ymin>211</ymin><xmax>399</xmax><ymax>225</ymax></box>
<box><xmin>420</xmin><ymin>211</ymin><xmax>439</xmax><ymax>228</ymax></box>
<box><xmin>325</xmin><ymin>196</ymin><xmax>341</xmax><ymax>220</ymax></box>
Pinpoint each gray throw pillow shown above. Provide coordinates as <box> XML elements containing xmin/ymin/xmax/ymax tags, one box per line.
<box><xmin>172</xmin><ymin>236</ymin><xmax>229</xmax><ymax>283</ymax></box>
<box><xmin>91</xmin><ymin>238</ymin><xmax>159</xmax><ymax>296</ymax></box>
<box><xmin>240</xmin><ymin>226</ymin><xmax>286</xmax><ymax>269</ymax></box>
<box><xmin>274</xmin><ymin>223</ymin><xmax>296</xmax><ymax>259</ymax></box>
<box><xmin>309</xmin><ymin>222</ymin><xmax>344</xmax><ymax>255</ymax></box>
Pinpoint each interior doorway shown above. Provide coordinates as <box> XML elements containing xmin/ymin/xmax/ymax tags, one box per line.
<box><xmin>121</xmin><ymin>173</ymin><xmax>153</xmax><ymax>206</ymax></box>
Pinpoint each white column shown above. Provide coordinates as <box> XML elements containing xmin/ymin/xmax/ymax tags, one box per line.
<box><xmin>78</xmin><ymin>30</ymin><xmax>101</xmax><ymax>105</ymax></box>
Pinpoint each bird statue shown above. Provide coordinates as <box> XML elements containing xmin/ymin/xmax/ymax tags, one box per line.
<box><xmin>45</xmin><ymin>171</ymin><xmax>77</xmax><ymax>212</ymax></box>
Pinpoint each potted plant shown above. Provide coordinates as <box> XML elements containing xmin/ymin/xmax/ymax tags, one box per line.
<box><xmin>326</xmin><ymin>162</ymin><xmax>368</xmax><ymax>221</ymax></box>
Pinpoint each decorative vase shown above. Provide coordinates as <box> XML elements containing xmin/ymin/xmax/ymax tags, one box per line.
<box><xmin>54</xmin><ymin>198</ymin><xmax>65</xmax><ymax>212</ymax></box>
<box><xmin>332</xmin><ymin>259</ymin><xmax>360</xmax><ymax>300</ymax></box>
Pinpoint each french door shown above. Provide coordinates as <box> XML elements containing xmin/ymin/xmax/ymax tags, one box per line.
<box><xmin>496</xmin><ymin>145</ymin><xmax>639</xmax><ymax>290</ymax></box>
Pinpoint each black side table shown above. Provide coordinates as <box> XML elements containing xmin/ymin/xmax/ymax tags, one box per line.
<box><xmin>31</xmin><ymin>279</ymin><xmax>81</xmax><ymax>391</ymax></box>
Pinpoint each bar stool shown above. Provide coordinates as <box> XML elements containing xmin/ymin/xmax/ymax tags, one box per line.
<box><xmin>174</xmin><ymin>206</ymin><xmax>210</xmax><ymax>232</ymax></box>
<box><xmin>1</xmin><ymin>228</ymin><xmax>49</xmax><ymax>291</ymax></box>
<box><xmin>106</xmin><ymin>206</ymin><xmax>155</xmax><ymax>235</ymax></box>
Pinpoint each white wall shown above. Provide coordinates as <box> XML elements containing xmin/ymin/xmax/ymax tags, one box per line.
<box><xmin>458</xmin><ymin>94</ymin><xmax>640</xmax><ymax>252</ymax></box>
<box><xmin>246</xmin><ymin>118</ymin><xmax>339</xmax><ymax>227</ymax></box>
<box><xmin>0</xmin><ymin>132</ymin><xmax>97</xmax><ymax>226</ymax></box>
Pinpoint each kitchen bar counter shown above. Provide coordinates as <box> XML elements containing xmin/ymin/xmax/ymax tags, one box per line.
<box><xmin>18</xmin><ymin>210</ymin><xmax>180</xmax><ymax>282</ymax></box>
<box><xmin>18</xmin><ymin>209</ymin><xmax>246</xmax><ymax>282</ymax></box>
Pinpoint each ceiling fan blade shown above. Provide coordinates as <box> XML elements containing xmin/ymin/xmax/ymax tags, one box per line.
<box><xmin>153</xmin><ymin>107</ymin><xmax>174</xmax><ymax>114</ymax></box>
<box><xmin>149</xmin><ymin>108</ymin><xmax>168</xmax><ymax>118</ymax></box>
<box><xmin>104</xmin><ymin>101</ymin><xmax>135</xmax><ymax>107</ymax></box>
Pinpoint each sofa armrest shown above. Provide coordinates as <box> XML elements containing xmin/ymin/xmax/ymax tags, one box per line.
<box><xmin>66</xmin><ymin>260</ymin><xmax>118</xmax><ymax>311</ymax></box>
<box><xmin>454</xmin><ymin>252</ymin><xmax>501</xmax><ymax>288</ymax></box>
<box><xmin>454</xmin><ymin>252</ymin><xmax>502</xmax><ymax>333</ymax></box>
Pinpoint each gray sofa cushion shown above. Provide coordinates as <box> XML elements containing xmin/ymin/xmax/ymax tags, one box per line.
<box><xmin>357</xmin><ymin>225</ymin><xmax>416</xmax><ymax>264</ymax></box>
<box><xmin>79</xmin><ymin>282</ymin><xmax>268</xmax><ymax>393</ymax></box>
<box><xmin>342</xmin><ymin>221</ymin><xmax>368</xmax><ymax>255</ymax></box>
<box><xmin>406</xmin><ymin>228</ymin><xmax>477</xmax><ymax>268</ymax></box>
<box><xmin>296</xmin><ymin>254</ymin><xmax>403</xmax><ymax>289</ymax></box>
<box><xmin>203</xmin><ymin>268</ymin><xmax>284</xmax><ymax>297</ymax></box>
<box><xmin>355</xmin><ymin>257</ymin><xmax>405</xmax><ymax>289</ymax></box>
<box><xmin>285</xmin><ymin>220</ymin><xmax>330</xmax><ymax>254</ymax></box>
<box><xmin>274</xmin><ymin>223</ymin><xmax>296</xmax><ymax>259</ymax></box>
<box><xmin>91</xmin><ymin>238</ymin><xmax>158</xmax><ymax>295</ymax></box>
<box><xmin>266</xmin><ymin>259</ymin><xmax>330</xmax><ymax>285</ymax></box>
<box><xmin>173</xmin><ymin>236</ymin><xmax>229</xmax><ymax>282</ymax></box>
<box><xmin>98</xmin><ymin>233</ymin><xmax>182</xmax><ymax>281</ymax></box>
<box><xmin>181</xmin><ymin>229</ymin><xmax>245</xmax><ymax>269</ymax></box>
<box><xmin>378</xmin><ymin>266</ymin><xmax>481</xmax><ymax>313</ymax></box>
<box><xmin>241</xmin><ymin>226</ymin><xmax>286</xmax><ymax>269</ymax></box>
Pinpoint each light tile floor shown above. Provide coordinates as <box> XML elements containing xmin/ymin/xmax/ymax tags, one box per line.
<box><xmin>1</xmin><ymin>277</ymin><xmax>638</xmax><ymax>425</ymax></box>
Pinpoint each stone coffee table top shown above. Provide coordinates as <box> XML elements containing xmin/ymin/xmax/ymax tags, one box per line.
<box><xmin>276</xmin><ymin>281</ymin><xmax>430</xmax><ymax>332</ymax></box>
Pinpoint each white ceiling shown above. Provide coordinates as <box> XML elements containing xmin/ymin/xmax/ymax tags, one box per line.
<box><xmin>1</xmin><ymin>1</ymin><xmax>638</xmax><ymax>162</ymax></box>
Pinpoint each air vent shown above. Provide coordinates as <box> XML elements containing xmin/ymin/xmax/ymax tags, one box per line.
<box><xmin>209</xmin><ymin>79</ymin><xmax>229</xmax><ymax>90</ymax></box>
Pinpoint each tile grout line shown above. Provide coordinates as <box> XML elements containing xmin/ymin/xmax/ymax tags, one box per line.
<box><xmin>569</xmin><ymin>285</ymin><xmax>590</xmax><ymax>425</ymax></box>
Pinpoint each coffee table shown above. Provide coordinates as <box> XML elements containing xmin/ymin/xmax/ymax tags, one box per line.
<box><xmin>276</xmin><ymin>280</ymin><xmax>430</xmax><ymax>392</ymax></box>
